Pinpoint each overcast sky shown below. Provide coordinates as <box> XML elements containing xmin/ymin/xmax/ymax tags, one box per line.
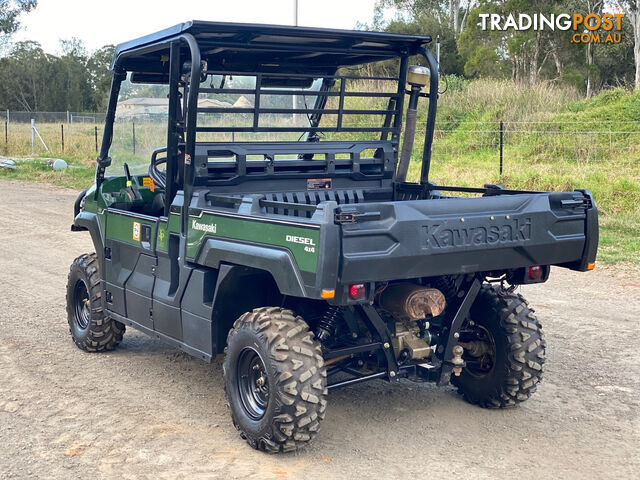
<box><xmin>14</xmin><ymin>0</ymin><xmax>382</xmax><ymax>54</ymax></box>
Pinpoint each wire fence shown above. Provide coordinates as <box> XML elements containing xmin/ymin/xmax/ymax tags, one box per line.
<box><xmin>1</xmin><ymin>112</ymin><xmax>638</xmax><ymax>180</ymax></box>
<box><xmin>4</xmin><ymin>110</ymin><xmax>107</xmax><ymax>125</ymax></box>
<box><xmin>434</xmin><ymin>120</ymin><xmax>640</xmax><ymax>154</ymax></box>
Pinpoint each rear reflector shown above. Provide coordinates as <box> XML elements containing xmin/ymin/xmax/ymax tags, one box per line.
<box><xmin>321</xmin><ymin>289</ymin><xmax>335</xmax><ymax>299</ymax></box>
<box><xmin>587</xmin><ymin>262</ymin><xmax>596</xmax><ymax>271</ymax></box>
<box><xmin>348</xmin><ymin>283</ymin><xmax>366</xmax><ymax>301</ymax></box>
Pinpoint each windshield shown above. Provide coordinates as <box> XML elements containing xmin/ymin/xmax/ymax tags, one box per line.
<box><xmin>107</xmin><ymin>74</ymin><xmax>170</xmax><ymax>176</ymax></box>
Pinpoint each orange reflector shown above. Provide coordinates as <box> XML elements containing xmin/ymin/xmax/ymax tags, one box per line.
<box><xmin>587</xmin><ymin>262</ymin><xmax>596</xmax><ymax>271</ymax></box>
<box><xmin>321</xmin><ymin>289</ymin><xmax>335</xmax><ymax>299</ymax></box>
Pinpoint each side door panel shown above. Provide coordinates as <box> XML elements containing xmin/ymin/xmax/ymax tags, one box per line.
<box><xmin>125</xmin><ymin>254</ymin><xmax>156</xmax><ymax>329</ymax></box>
<box><xmin>153</xmin><ymin>210</ymin><xmax>189</xmax><ymax>341</ymax></box>
<box><xmin>104</xmin><ymin>210</ymin><xmax>158</xmax><ymax>328</ymax></box>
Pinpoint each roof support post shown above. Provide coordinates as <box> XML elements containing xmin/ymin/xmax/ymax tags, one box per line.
<box><xmin>391</xmin><ymin>55</ymin><xmax>408</xmax><ymax>147</ymax></box>
<box><xmin>418</xmin><ymin>47</ymin><xmax>439</xmax><ymax>186</ymax></box>
<box><xmin>94</xmin><ymin>66</ymin><xmax>126</xmax><ymax>198</ymax></box>
<box><xmin>164</xmin><ymin>40</ymin><xmax>181</xmax><ymax>217</ymax></box>
<box><xmin>179</xmin><ymin>33</ymin><xmax>201</xmax><ymax>235</ymax></box>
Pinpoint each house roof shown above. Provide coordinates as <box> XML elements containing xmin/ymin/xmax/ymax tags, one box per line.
<box><xmin>119</xmin><ymin>97</ymin><xmax>169</xmax><ymax>106</ymax></box>
<box><xmin>117</xmin><ymin>97</ymin><xmax>233</xmax><ymax>109</ymax></box>
<box><xmin>112</xmin><ymin>20</ymin><xmax>432</xmax><ymax>76</ymax></box>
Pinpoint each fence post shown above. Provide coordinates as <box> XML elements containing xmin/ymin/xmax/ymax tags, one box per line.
<box><xmin>66</xmin><ymin>110</ymin><xmax>70</xmax><ymax>125</ymax></box>
<box><xmin>94</xmin><ymin>126</ymin><xmax>98</xmax><ymax>152</ymax></box>
<box><xmin>609</xmin><ymin>126</ymin><xmax>613</xmax><ymax>161</ymax></box>
<box><xmin>31</xmin><ymin>118</ymin><xmax>35</xmax><ymax>155</ymax></box>
<box><xmin>132</xmin><ymin>121</ymin><xmax>136</xmax><ymax>155</ymax></box>
<box><xmin>499</xmin><ymin>121</ymin><xmax>504</xmax><ymax>175</ymax></box>
<box><xmin>61</xmin><ymin>124</ymin><xmax>64</xmax><ymax>153</ymax></box>
<box><xmin>5</xmin><ymin>121</ymin><xmax>7</xmax><ymax>145</ymax></box>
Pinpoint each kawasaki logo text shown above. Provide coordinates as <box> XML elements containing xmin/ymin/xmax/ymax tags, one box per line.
<box><xmin>424</xmin><ymin>218</ymin><xmax>532</xmax><ymax>249</ymax></box>
<box><xmin>191</xmin><ymin>219</ymin><xmax>217</xmax><ymax>234</ymax></box>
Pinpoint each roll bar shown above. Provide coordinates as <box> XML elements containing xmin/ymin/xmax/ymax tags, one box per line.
<box><xmin>94</xmin><ymin>34</ymin><xmax>202</xmax><ymax>199</ymax></box>
<box><xmin>418</xmin><ymin>47</ymin><xmax>439</xmax><ymax>185</ymax></box>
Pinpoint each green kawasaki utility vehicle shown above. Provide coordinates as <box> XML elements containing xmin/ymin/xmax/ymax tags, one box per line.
<box><xmin>67</xmin><ymin>21</ymin><xmax>598</xmax><ymax>453</ymax></box>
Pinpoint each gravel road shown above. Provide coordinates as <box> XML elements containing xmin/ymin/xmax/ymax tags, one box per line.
<box><xmin>1</xmin><ymin>179</ymin><xmax>639</xmax><ymax>479</ymax></box>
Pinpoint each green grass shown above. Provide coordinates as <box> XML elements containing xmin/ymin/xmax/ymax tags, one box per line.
<box><xmin>1</xmin><ymin>79</ymin><xmax>638</xmax><ymax>265</ymax></box>
<box><xmin>0</xmin><ymin>156</ymin><xmax>95</xmax><ymax>190</ymax></box>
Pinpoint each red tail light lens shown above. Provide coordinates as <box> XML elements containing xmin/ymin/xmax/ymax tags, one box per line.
<box><xmin>348</xmin><ymin>283</ymin><xmax>366</xmax><ymax>300</ymax></box>
<box><xmin>528</xmin><ymin>266</ymin><xmax>543</xmax><ymax>281</ymax></box>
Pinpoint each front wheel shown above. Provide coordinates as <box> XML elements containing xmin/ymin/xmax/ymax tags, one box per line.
<box><xmin>223</xmin><ymin>307</ymin><xmax>327</xmax><ymax>453</ymax></box>
<box><xmin>66</xmin><ymin>253</ymin><xmax>125</xmax><ymax>352</ymax></box>
<box><xmin>453</xmin><ymin>286</ymin><xmax>546</xmax><ymax>408</ymax></box>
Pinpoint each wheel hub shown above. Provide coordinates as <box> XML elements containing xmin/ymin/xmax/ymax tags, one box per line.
<box><xmin>460</xmin><ymin>324</ymin><xmax>495</xmax><ymax>377</ymax></box>
<box><xmin>73</xmin><ymin>280</ymin><xmax>90</xmax><ymax>330</ymax></box>
<box><xmin>237</xmin><ymin>347</ymin><xmax>270</xmax><ymax>420</ymax></box>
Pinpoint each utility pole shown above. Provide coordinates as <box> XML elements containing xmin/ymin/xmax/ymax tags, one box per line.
<box><xmin>294</xmin><ymin>0</ymin><xmax>298</xmax><ymax>26</ymax></box>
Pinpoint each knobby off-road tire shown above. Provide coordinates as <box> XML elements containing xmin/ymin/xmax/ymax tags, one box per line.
<box><xmin>223</xmin><ymin>307</ymin><xmax>327</xmax><ymax>453</ymax></box>
<box><xmin>66</xmin><ymin>253</ymin><xmax>125</xmax><ymax>352</ymax></box>
<box><xmin>453</xmin><ymin>285</ymin><xmax>546</xmax><ymax>408</ymax></box>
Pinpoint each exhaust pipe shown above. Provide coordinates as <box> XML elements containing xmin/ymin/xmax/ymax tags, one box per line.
<box><xmin>396</xmin><ymin>65</ymin><xmax>430</xmax><ymax>183</ymax></box>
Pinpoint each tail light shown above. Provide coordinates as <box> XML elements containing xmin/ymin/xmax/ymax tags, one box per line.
<box><xmin>528</xmin><ymin>265</ymin><xmax>543</xmax><ymax>281</ymax></box>
<box><xmin>507</xmin><ymin>265</ymin><xmax>550</xmax><ymax>284</ymax></box>
<box><xmin>348</xmin><ymin>283</ymin><xmax>366</xmax><ymax>301</ymax></box>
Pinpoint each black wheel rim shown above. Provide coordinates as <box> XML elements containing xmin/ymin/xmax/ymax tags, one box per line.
<box><xmin>461</xmin><ymin>324</ymin><xmax>496</xmax><ymax>378</ymax></box>
<box><xmin>236</xmin><ymin>347</ymin><xmax>270</xmax><ymax>420</ymax></box>
<box><xmin>73</xmin><ymin>280</ymin><xmax>91</xmax><ymax>330</ymax></box>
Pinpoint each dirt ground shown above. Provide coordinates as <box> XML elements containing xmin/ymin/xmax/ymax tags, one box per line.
<box><xmin>0</xmin><ymin>179</ymin><xmax>639</xmax><ymax>479</ymax></box>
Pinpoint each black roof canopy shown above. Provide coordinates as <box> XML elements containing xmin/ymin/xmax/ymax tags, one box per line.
<box><xmin>112</xmin><ymin>20</ymin><xmax>432</xmax><ymax>76</ymax></box>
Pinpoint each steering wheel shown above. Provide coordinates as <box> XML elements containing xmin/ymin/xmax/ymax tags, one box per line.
<box><xmin>148</xmin><ymin>147</ymin><xmax>168</xmax><ymax>190</ymax></box>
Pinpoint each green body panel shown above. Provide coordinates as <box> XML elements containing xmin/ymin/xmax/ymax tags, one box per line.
<box><xmin>83</xmin><ymin>185</ymin><xmax>99</xmax><ymax>213</ymax></box>
<box><xmin>156</xmin><ymin>213</ymin><xmax>181</xmax><ymax>253</ymax></box>
<box><xmin>82</xmin><ymin>175</ymin><xmax>166</xmax><ymax>249</ymax></box>
<box><xmin>105</xmin><ymin>210</ymin><xmax>158</xmax><ymax>249</ymax></box>
<box><xmin>187</xmin><ymin>212</ymin><xmax>320</xmax><ymax>273</ymax></box>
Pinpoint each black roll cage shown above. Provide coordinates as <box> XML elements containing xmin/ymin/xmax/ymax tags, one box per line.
<box><xmin>95</xmin><ymin>22</ymin><xmax>440</xmax><ymax>210</ymax></box>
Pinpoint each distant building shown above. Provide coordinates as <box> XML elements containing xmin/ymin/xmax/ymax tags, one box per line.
<box><xmin>118</xmin><ymin>97</ymin><xmax>169</xmax><ymax>111</ymax></box>
<box><xmin>233</xmin><ymin>96</ymin><xmax>254</xmax><ymax>108</ymax></box>
<box><xmin>198</xmin><ymin>98</ymin><xmax>233</xmax><ymax>109</ymax></box>
<box><xmin>116</xmin><ymin>97</ymin><xmax>234</xmax><ymax>118</ymax></box>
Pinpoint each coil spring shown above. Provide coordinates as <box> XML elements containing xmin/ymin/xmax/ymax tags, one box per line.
<box><xmin>431</xmin><ymin>275</ymin><xmax>458</xmax><ymax>301</ymax></box>
<box><xmin>316</xmin><ymin>306</ymin><xmax>342</xmax><ymax>342</ymax></box>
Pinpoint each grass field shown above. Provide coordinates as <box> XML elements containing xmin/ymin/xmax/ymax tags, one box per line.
<box><xmin>1</xmin><ymin>79</ymin><xmax>638</xmax><ymax>264</ymax></box>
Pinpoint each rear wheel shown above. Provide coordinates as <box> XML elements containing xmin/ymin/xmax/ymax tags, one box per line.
<box><xmin>223</xmin><ymin>307</ymin><xmax>327</xmax><ymax>453</ymax></box>
<box><xmin>66</xmin><ymin>253</ymin><xmax>125</xmax><ymax>352</ymax></box>
<box><xmin>453</xmin><ymin>286</ymin><xmax>545</xmax><ymax>408</ymax></box>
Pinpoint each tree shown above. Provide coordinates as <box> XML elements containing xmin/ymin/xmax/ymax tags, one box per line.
<box><xmin>376</xmin><ymin>0</ymin><xmax>477</xmax><ymax>38</ymax></box>
<box><xmin>616</xmin><ymin>0</ymin><xmax>640</xmax><ymax>89</ymax></box>
<box><xmin>0</xmin><ymin>41</ymin><xmax>49</xmax><ymax>110</ymax></box>
<box><xmin>0</xmin><ymin>37</ymin><xmax>115</xmax><ymax>112</ymax></box>
<box><xmin>458</xmin><ymin>1</ymin><xmax>568</xmax><ymax>84</ymax></box>
<box><xmin>87</xmin><ymin>45</ymin><xmax>115</xmax><ymax>110</ymax></box>
<box><xmin>385</xmin><ymin>14</ymin><xmax>466</xmax><ymax>74</ymax></box>
<box><xmin>0</xmin><ymin>0</ymin><xmax>37</xmax><ymax>46</ymax></box>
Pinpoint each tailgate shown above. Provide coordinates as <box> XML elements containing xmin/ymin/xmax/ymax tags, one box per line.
<box><xmin>338</xmin><ymin>191</ymin><xmax>598</xmax><ymax>283</ymax></box>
